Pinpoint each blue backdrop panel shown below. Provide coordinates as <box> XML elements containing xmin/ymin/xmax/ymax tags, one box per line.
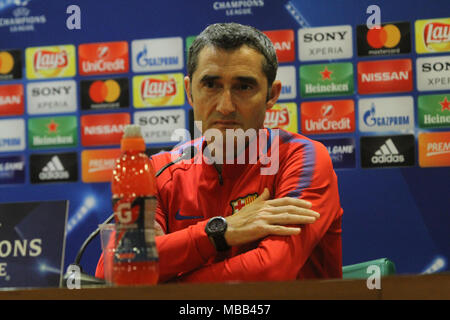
<box><xmin>0</xmin><ymin>0</ymin><xmax>449</xmax><ymax>279</ymax></box>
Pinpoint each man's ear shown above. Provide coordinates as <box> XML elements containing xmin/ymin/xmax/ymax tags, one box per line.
<box><xmin>266</xmin><ymin>80</ymin><xmax>282</xmax><ymax>111</ymax></box>
<box><xmin>184</xmin><ymin>76</ymin><xmax>194</xmax><ymax>106</ymax></box>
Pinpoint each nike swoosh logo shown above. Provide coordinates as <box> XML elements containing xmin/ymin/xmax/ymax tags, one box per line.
<box><xmin>175</xmin><ymin>210</ymin><xmax>203</xmax><ymax>220</ymax></box>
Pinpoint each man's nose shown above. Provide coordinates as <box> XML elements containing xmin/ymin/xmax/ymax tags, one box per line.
<box><xmin>216</xmin><ymin>89</ymin><xmax>236</xmax><ymax>115</ymax></box>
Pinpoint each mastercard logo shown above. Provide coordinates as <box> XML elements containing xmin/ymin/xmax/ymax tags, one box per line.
<box><xmin>367</xmin><ymin>24</ymin><xmax>402</xmax><ymax>49</ymax></box>
<box><xmin>89</xmin><ymin>80</ymin><xmax>121</xmax><ymax>103</ymax></box>
<box><xmin>0</xmin><ymin>52</ymin><xmax>15</xmax><ymax>74</ymax></box>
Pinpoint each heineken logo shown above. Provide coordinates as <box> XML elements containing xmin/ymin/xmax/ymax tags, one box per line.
<box><xmin>418</xmin><ymin>94</ymin><xmax>450</xmax><ymax>128</ymax></box>
<box><xmin>299</xmin><ymin>62</ymin><xmax>354</xmax><ymax>98</ymax></box>
<box><xmin>28</xmin><ymin>116</ymin><xmax>78</xmax><ymax>149</ymax></box>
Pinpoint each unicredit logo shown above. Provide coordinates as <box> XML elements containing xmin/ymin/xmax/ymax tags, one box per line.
<box><xmin>304</xmin><ymin>117</ymin><xmax>350</xmax><ymax>132</ymax></box>
<box><xmin>424</xmin><ymin>22</ymin><xmax>450</xmax><ymax>47</ymax></box>
<box><xmin>34</xmin><ymin>50</ymin><xmax>68</xmax><ymax>70</ymax></box>
<box><xmin>82</xmin><ymin>59</ymin><xmax>125</xmax><ymax>73</ymax></box>
<box><xmin>301</xmin><ymin>100</ymin><xmax>354</xmax><ymax>134</ymax></box>
<box><xmin>78</xmin><ymin>41</ymin><xmax>129</xmax><ymax>75</ymax></box>
<box><xmin>264</xmin><ymin>108</ymin><xmax>289</xmax><ymax>127</ymax></box>
<box><xmin>141</xmin><ymin>78</ymin><xmax>176</xmax><ymax>98</ymax></box>
<box><xmin>97</xmin><ymin>46</ymin><xmax>109</xmax><ymax>59</ymax></box>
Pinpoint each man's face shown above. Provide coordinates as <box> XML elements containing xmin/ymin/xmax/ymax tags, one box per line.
<box><xmin>185</xmin><ymin>45</ymin><xmax>281</xmax><ymax>137</ymax></box>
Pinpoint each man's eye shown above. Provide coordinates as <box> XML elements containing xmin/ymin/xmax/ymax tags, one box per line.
<box><xmin>205</xmin><ymin>81</ymin><xmax>215</xmax><ymax>88</ymax></box>
<box><xmin>239</xmin><ymin>84</ymin><xmax>252</xmax><ymax>90</ymax></box>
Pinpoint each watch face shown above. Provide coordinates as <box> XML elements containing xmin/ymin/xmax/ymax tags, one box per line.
<box><xmin>209</xmin><ymin>218</ymin><xmax>224</xmax><ymax>232</ymax></box>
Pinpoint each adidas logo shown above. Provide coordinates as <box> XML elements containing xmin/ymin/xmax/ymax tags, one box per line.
<box><xmin>371</xmin><ymin>138</ymin><xmax>405</xmax><ymax>164</ymax></box>
<box><xmin>38</xmin><ymin>155</ymin><xmax>70</xmax><ymax>180</ymax></box>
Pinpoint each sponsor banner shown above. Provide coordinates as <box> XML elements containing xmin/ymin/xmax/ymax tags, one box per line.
<box><xmin>316</xmin><ymin>138</ymin><xmax>356</xmax><ymax>169</ymax></box>
<box><xmin>0</xmin><ymin>201</ymin><xmax>68</xmax><ymax>289</ymax></box>
<box><xmin>0</xmin><ymin>118</ymin><xmax>25</xmax><ymax>152</ymax></box>
<box><xmin>298</xmin><ymin>25</ymin><xmax>353</xmax><ymax>61</ymax></box>
<box><xmin>418</xmin><ymin>132</ymin><xmax>450</xmax><ymax>167</ymax></box>
<box><xmin>276</xmin><ymin>66</ymin><xmax>296</xmax><ymax>100</ymax></box>
<box><xmin>415</xmin><ymin>18</ymin><xmax>450</xmax><ymax>54</ymax></box>
<box><xmin>26</xmin><ymin>80</ymin><xmax>76</xmax><ymax>115</ymax></box>
<box><xmin>299</xmin><ymin>62</ymin><xmax>353</xmax><ymax>98</ymax></box>
<box><xmin>0</xmin><ymin>1</ymin><xmax>48</xmax><ymax>34</ymax></box>
<box><xmin>263</xmin><ymin>29</ymin><xmax>295</xmax><ymax>63</ymax></box>
<box><xmin>357</xmin><ymin>22</ymin><xmax>411</xmax><ymax>56</ymax></box>
<box><xmin>0</xmin><ymin>49</ymin><xmax>22</xmax><ymax>80</ymax></box>
<box><xmin>0</xmin><ymin>155</ymin><xmax>25</xmax><ymax>184</ymax></box>
<box><xmin>416</xmin><ymin>55</ymin><xmax>450</xmax><ymax>91</ymax></box>
<box><xmin>80</xmin><ymin>77</ymin><xmax>129</xmax><ymax>110</ymax></box>
<box><xmin>30</xmin><ymin>152</ymin><xmax>78</xmax><ymax>183</ymax></box>
<box><xmin>133</xmin><ymin>73</ymin><xmax>185</xmax><ymax>107</ymax></box>
<box><xmin>264</xmin><ymin>102</ymin><xmax>298</xmax><ymax>133</ymax></box>
<box><xmin>360</xmin><ymin>135</ymin><xmax>415</xmax><ymax>168</ymax></box>
<box><xmin>358</xmin><ymin>96</ymin><xmax>415</xmax><ymax>132</ymax></box>
<box><xmin>132</xmin><ymin>37</ymin><xmax>183</xmax><ymax>73</ymax></box>
<box><xmin>28</xmin><ymin>116</ymin><xmax>77</xmax><ymax>149</ymax></box>
<box><xmin>80</xmin><ymin>113</ymin><xmax>130</xmax><ymax>147</ymax></box>
<box><xmin>81</xmin><ymin>148</ymin><xmax>121</xmax><ymax>183</ymax></box>
<box><xmin>78</xmin><ymin>41</ymin><xmax>129</xmax><ymax>76</ymax></box>
<box><xmin>301</xmin><ymin>99</ymin><xmax>355</xmax><ymax>135</ymax></box>
<box><xmin>134</xmin><ymin>109</ymin><xmax>186</xmax><ymax>144</ymax></box>
<box><xmin>418</xmin><ymin>93</ymin><xmax>450</xmax><ymax>128</ymax></box>
<box><xmin>357</xmin><ymin>59</ymin><xmax>413</xmax><ymax>95</ymax></box>
<box><xmin>0</xmin><ymin>84</ymin><xmax>24</xmax><ymax>116</ymax></box>
<box><xmin>212</xmin><ymin>0</ymin><xmax>265</xmax><ymax>17</ymax></box>
<box><xmin>25</xmin><ymin>45</ymin><xmax>76</xmax><ymax>79</ymax></box>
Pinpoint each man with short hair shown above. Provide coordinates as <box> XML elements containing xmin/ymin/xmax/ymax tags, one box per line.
<box><xmin>96</xmin><ymin>23</ymin><xmax>343</xmax><ymax>282</ymax></box>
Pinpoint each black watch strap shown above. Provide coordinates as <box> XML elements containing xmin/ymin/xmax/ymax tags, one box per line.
<box><xmin>205</xmin><ymin>216</ymin><xmax>231</xmax><ymax>252</ymax></box>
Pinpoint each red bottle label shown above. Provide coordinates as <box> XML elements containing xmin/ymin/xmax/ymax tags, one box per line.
<box><xmin>113</xmin><ymin>196</ymin><xmax>158</xmax><ymax>263</ymax></box>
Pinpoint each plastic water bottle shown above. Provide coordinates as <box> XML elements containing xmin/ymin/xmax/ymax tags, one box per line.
<box><xmin>111</xmin><ymin>124</ymin><xmax>159</xmax><ymax>285</ymax></box>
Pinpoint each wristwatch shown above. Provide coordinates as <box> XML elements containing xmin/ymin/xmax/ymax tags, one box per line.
<box><xmin>205</xmin><ymin>216</ymin><xmax>231</xmax><ymax>252</ymax></box>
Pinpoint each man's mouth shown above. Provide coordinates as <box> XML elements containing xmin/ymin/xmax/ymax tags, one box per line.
<box><xmin>212</xmin><ymin>120</ymin><xmax>240</xmax><ymax>128</ymax></box>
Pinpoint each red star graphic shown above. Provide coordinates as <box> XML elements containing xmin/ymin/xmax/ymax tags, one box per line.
<box><xmin>320</xmin><ymin>66</ymin><xmax>333</xmax><ymax>80</ymax></box>
<box><xmin>47</xmin><ymin>119</ymin><xmax>59</xmax><ymax>133</ymax></box>
<box><xmin>440</xmin><ymin>96</ymin><xmax>450</xmax><ymax>111</ymax></box>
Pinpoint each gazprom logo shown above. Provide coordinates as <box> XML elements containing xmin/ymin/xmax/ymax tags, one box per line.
<box><xmin>132</xmin><ymin>37</ymin><xmax>183</xmax><ymax>73</ymax></box>
<box><xmin>136</xmin><ymin>45</ymin><xmax>179</xmax><ymax>68</ymax></box>
<box><xmin>363</xmin><ymin>103</ymin><xmax>410</xmax><ymax>127</ymax></box>
<box><xmin>359</xmin><ymin>97</ymin><xmax>414</xmax><ymax>132</ymax></box>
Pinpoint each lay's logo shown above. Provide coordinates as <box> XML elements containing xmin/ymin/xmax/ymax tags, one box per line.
<box><xmin>133</xmin><ymin>73</ymin><xmax>184</xmax><ymax>108</ymax></box>
<box><xmin>424</xmin><ymin>22</ymin><xmax>450</xmax><ymax>48</ymax></box>
<box><xmin>416</xmin><ymin>18</ymin><xmax>450</xmax><ymax>54</ymax></box>
<box><xmin>264</xmin><ymin>102</ymin><xmax>298</xmax><ymax>134</ymax></box>
<box><xmin>34</xmin><ymin>50</ymin><xmax>68</xmax><ymax>71</ymax></box>
<box><xmin>26</xmin><ymin>45</ymin><xmax>76</xmax><ymax>79</ymax></box>
<box><xmin>25</xmin><ymin>45</ymin><xmax>76</xmax><ymax>79</ymax></box>
<box><xmin>265</xmin><ymin>108</ymin><xmax>289</xmax><ymax>127</ymax></box>
<box><xmin>141</xmin><ymin>78</ymin><xmax>177</xmax><ymax>99</ymax></box>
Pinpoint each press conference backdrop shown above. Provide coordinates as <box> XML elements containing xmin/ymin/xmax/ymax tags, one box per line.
<box><xmin>0</xmin><ymin>0</ymin><xmax>449</xmax><ymax>281</ymax></box>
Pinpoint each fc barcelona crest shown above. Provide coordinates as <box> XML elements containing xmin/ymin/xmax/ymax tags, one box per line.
<box><xmin>230</xmin><ymin>193</ymin><xmax>258</xmax><ymax>214</ymax></box>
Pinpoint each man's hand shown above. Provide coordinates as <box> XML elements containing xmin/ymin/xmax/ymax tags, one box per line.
<box><xmin>224</xmin><ymin>188</ymin><xmax>319</xmax><ymax>247</ymax></box>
